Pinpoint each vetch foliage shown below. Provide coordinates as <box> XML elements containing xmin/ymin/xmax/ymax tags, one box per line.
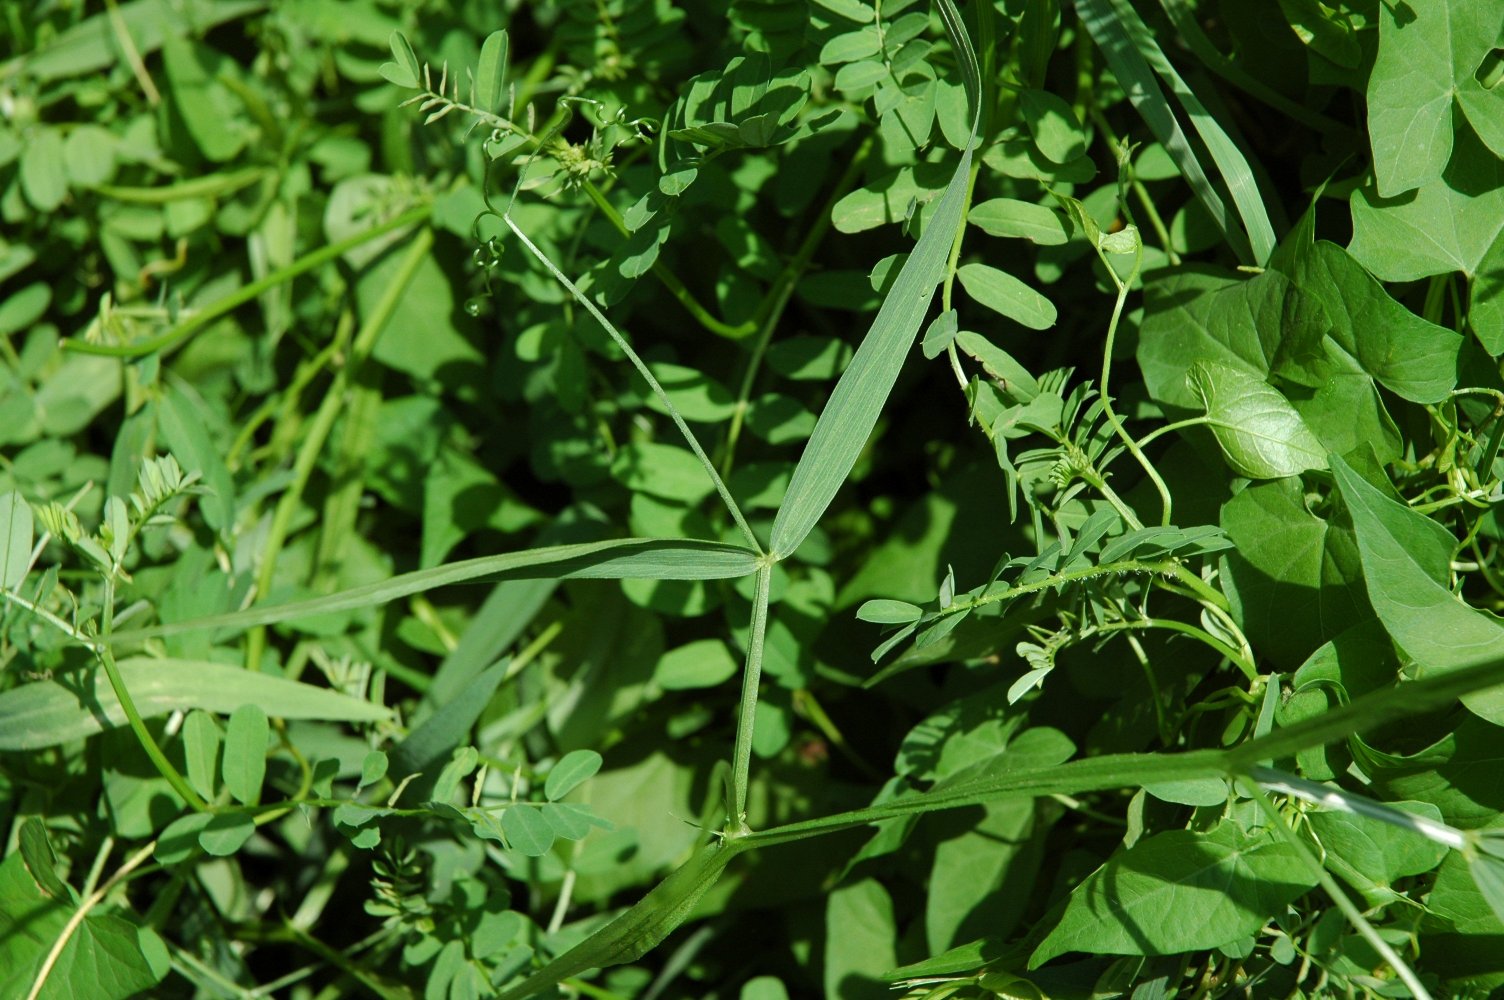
<box><xmin>4</xmin><ymin>1</ymin><xmax>1504</xmax><ymax>998</ymax></box>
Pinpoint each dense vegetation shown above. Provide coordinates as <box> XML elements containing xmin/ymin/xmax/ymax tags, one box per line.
<box><xmin>4</xmin><ymin>0</ymin><xmax>1504</xmax><ymax>997</ymax></box>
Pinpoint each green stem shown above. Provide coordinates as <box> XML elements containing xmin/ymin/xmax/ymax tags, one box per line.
<box><xmin>580</xmin><ymin>181</ymin><xmax>754</xmax><ymax>340</ymax></box>
<box><xmin>98</xmin><ymin>579</ymin><xmax>208</xmax><ymax>811</ymax></box>
<box><xmin>1132</xmin><ymin>415</ymin><xmax>1211</xmax><ymax>452</ymax></box>
<box><xmin>945</xmin><ymin>556</ymin><xmax>1228</xmax><ymax>617</ymax></box>
<box><xmin>1096</xmin><ymin>246</ymin><xmax>1174</xmax><ymax>525</ymax></box>
<box><xmin>1243</xmin><ymin>780</ymin><xmax>1433</xmax><ymax>1000</ymax></box>
<box><xmin>1094</xmin><ymin>617</ymin><xmax>1255</xmax><ymax>680</ymax></box>
<box><xmin>504</xmin><ymin>214</ymin><xmax>762</xmax><ymax>552</ymax></box>
<box><xmin>729</xmin><ymin>563</ymin><xmax>773</xmax><ymax>834</ymax></box>
<box><xmin>63</xmin><ymin>204</ymin><xmax>432</xmax><ymax>358</ymax></box>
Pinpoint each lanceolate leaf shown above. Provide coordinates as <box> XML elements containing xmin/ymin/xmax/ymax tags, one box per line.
<box><xmin>110</xmin><ymin>538</ymin><xmax>761</xmax><ymax>642</ymax></box>
<box><xmin>770</xmin><ymin>0</ymin><xmax>980</xmax><ymax>561</ymax></box>
<box><xmin>474</xmin><ymin>30</ymin><xmax>508</xmax><ymax>115</ymax></box>
<box><xmin>0</xmin><ymin>659</ymin><xmax>391</xmax><ymax>751</ymax></box>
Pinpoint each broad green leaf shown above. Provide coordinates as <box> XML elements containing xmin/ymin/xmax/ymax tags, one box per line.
<box><xmin>1332</xmin><ymin>456</ymin><xmax>1504</xmax><ymax>725</ymax></box>
<box><xmin>925</xmin><ymin>798</ymin><xmax>1038</xmax><ymax>952</ymax></box>
<box><xmin>1029</xmin><ymin>824</ymin><xmax>1316</xmax><ymax>965</ymax></box>
<box><xmin>921</xmin><ymin>308</ymin><xmax>959</xmax><ymax>359</ymax></box>
<box><xmin>1187</xmin><ymin>361</ymin><xmax>1325</xmax><ymax>478</ymax></box>
<box><xmin>1019</xmin><ymin>89</ymin><xmax>1085</xmax><ymax>164</ymax></box>
<box><xmin>820</xmin><ymin>28</ymin><xmax>882</xmax><ymax>64</ymax></box>
<box><xmin>198</xmin><ymin>813</ymin><xmax>256</xmax><ymax>856</ymax></box>
<box><xmin>545</xmin><ymin>749</ymin><xmax>604</xmax><ymax>801</ymax></box>
<box><xmin>0</xmin><ymin>490</ymin><xmax>33</xmax><ymax>589</ymax></box>
<box><xmin>110</xmin><ymin>538</ymin><xmax>760</xmax><ymax>642</ymax></box>
<box><xmin>223</xmin><ymin>704</ymin><xmax>268</xmax><ymax>805</ymax></box>
<box><xmin>359</xmin><ymin>750</ymin><xmax>389</xmax><ymax>789</ymax></box>
<box><xmin>0</xmin><ymin>282</ymin><xmax>50</xmax><ymax>336</ymax></box>
<box><xmin>645</xmin><ymin>363</ymin><xmax>736</xmax><ymax>421</ymax></box>
<box><xmin>955</xmin><ymin>263</ymin><xmax>1056</xmax><ymax>330</ymax></box>
<box><xmin>181</xmin><ymin>710</ymin><xmax>221</xmax><ymax>801</ymax></box>
<box><xmin>968</xmin><ymin>198</ymin><xmax>1070</xmax><ymax>244</ymax></box>
<box><xmin>825</xmin><ymin>879</ymin><xmax>897</xmax><ymax>1000</ymax></box>
<box><xmin>1220</xmin><ymin>478</ymin><xmax>1368</xmax><ymax>669</ymax></box>
<box><xmin>0</xmin><ymin>659</ymin><xmax>390</xmax><ymax>751</ymax></box>
<box><xmin>741</xmin><ymin>976</ymin><xmax>791</xmax><ymax>1000</ymax></box>
<box><xmin>769</xmin><ymin>0</ymin><xmax>980</xmax><ymax>561</ymax></box>
<box><xmin>1474</xmin><ymin>232</ymin><xmax>1504</xmax><ymax>354</ymax></box>
<box><xmin>834</xmin><ymin>59</ymin><xmax>888</xmax><ymax>93</ymax></box>
<box><xmin>1366</xmin><ymin>0</ymin><xmax>1504</xmax><ymax>197</ymax></box>
<box><xmin>474</xmin><ymin>30</ymin><xmax>508</xmax><ymax>114</ymax></box>
<box><xmin>501</xmin><ymin>807</ymin><xmax>555</xmax><ymax>856</ymax></box>
<box><xmin>1306</xmin><ymin>800</ymin><xmax>1450</xmax><ymax>900</ymax></box>
<box><xmin>1273</xmin><ymin>234</ymin><xmax>1460</xmax><ymax>404</ymax></box>
<box><xmin>654</xmin><ymin>638</ymin><xmax>740</xmax><ymax>690</ymax></box>
<box><xmin>1349</xmin><ymin>124</ymin><xmax>1504</xmax><ymax>283</ymax></box>
<box><xmin>1076</xmin><ymin>0</ymin><xmax>1274</xmax><ymax>263</ymax></box>
<box><xmin>813</xmin><ymin>0</ymin><xmax>874</xmax><ymax>21</ymax></box>
<box><xmin>1138</xmin><ymin>267</ymin><xmax>1401</xmax><ymax>462</ymax></box>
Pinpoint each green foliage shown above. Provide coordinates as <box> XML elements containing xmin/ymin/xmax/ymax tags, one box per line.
<box><xmin>5</xmin><ymin>0</ymin><xmax>1504</xmax><ymax>997</ymax></box>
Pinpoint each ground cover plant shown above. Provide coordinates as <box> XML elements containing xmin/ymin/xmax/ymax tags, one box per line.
<box><xmin>4</xmin><ymin>0</ymin><xmax>1504</xmax><ymax>997</ymax></box>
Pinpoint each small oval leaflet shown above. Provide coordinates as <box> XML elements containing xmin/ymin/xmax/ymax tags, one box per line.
<box><xmin>545</xmin><ymin>749</ymin><xmax>603</xmax><ymax>802</ymax></box>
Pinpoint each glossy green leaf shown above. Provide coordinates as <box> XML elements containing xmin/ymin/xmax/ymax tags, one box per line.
<box><xmin>0</xmin><ymin>659</ymin><xmax>390</xmax><ymax>751</ymax></box>
<box><xmin>1273</xmin><ymin>234</ymin><xmax>1460</xmax><ymax>404</ymax></box>
<box><xmin>955</xmin><ymin>263</ymin><xmax>1057</xmax><ymax>330</ymax></box>
<box><xmin>474</xmin><ymin>30</ymin><xmax>508</xmax><ymax>114</ymax></box>
<box><xmin>223</xmin><ymin>704</ymin><xmax>268</xmax><ymax>805</ymax></box>
<box><xmin>1367</xmin><ymin>0</ymin><xmax>1504</xmax><ymax>197</ymax></box>
<box><xmin>1220</xmin><ymin>478</ymin><xmax>1368</xmax><ymax>669</ymax></box>
<box><xmin>1187</xmin><ymin>361</ymin><xmax>1325</xmax><ymax>478</ymax></box>
<box><xmin>1332</xmin><ymin>456</ymin><xmax>1504</xmax><ymax>725</ymax></box>
<box><xmin>1307</xmin><ymin>800</ymin><xmax>1450</xmax><ymax>898</ymax></box>
<box><xmin>1030</xmin><ymin>824</ymin><xmax>1316</xmax><ymax>964</ymax></box>
<box><xmin>1349</xmin><ymin>124</ymin><xmax>1504</xmax><ymax>283</ymax></box>
<box><xmin>157</xmin><ymin>383</ymin><xmax>235</xmax><ymax>534</ymax></box>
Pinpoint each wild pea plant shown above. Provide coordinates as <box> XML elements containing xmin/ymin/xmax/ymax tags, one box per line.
<box><xmin>4</xmin><ymin>0</ymin><xmax>1504</xmax><ymax>998</ymax></box>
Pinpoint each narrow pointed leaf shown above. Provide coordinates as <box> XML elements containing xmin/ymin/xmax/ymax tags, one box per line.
<box><xmin>111</xmin><ymin>538</ymin><xmax>760</xmax><ymax>642</ymax></box>
<box><xmin>0</xmin><ymin>659</ymin><xmax>390</xmax><ymax>751</ymax></box>
<box><xmin>770</xmin><ymin>0</ymin><xmax>980</xmax><ymax>560</ymax></box>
